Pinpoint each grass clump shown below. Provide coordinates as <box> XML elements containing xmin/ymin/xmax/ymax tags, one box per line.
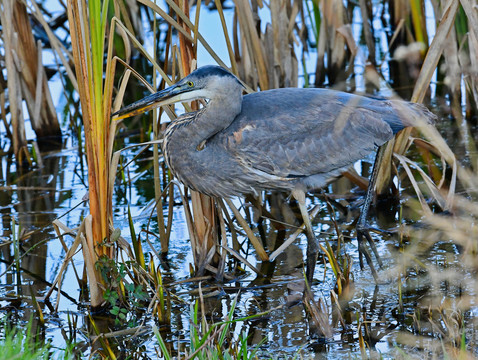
<box><xmin>0</xmin><ymin>320</ymin><xmax>72</xmax><ymax>360</ymax></box>
<box><xmin>153</xmin><ymin>294</ymin><xmax>271</xmax><ymax>360</ymax></box>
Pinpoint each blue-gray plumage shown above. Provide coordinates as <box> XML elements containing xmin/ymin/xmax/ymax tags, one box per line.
<box><xmin>113</xmin><ymin>65</ymin><xmax>436</xmax><ymax>282</ymax></box>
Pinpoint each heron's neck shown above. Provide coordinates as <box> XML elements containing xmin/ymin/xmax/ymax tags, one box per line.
<box><xmin>172</xmin><ymin>92</ymin><xmax>242</xmax><ymax>146</ymax></box>
<box><xmin>162</xmin><ymin>93</ymin><xmax>242</xmax><ymax>189</ymax></box>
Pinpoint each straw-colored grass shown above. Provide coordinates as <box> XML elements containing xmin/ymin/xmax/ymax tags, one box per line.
<box><xmin>0</xmin><ymin>0</ymin><xmax>62</xmax><ymax>163</ymax></box>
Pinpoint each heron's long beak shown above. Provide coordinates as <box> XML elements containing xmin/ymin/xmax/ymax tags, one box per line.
<box><xmin>112</xmin><ymin>82</ymin><xmax>188</xmax><ymax>120</ymax></box>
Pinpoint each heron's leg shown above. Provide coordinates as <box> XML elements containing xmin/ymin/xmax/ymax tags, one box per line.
<box><xmin>292</xmin><ymin>189</ymin><xmax>318</xmax><ymax>283</ymax></box>
<box><xmin>357</xmin><ymin>145</ymin><xmax>386</xmax><ymax>279</ymax></box>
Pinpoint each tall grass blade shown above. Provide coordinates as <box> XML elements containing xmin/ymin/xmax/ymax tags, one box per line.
<box><xmin>129</xmin><ymin>205</ymin><xmax>146</xmax><ymax>269</ymax></box>
<box><xmin>153</xmin><ymin>324</ymin><xmax>172</xmax><ymax>360</ymax></box>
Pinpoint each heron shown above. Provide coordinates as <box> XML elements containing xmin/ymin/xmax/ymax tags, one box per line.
<box><xmin>113</xmin><ymin>65</ymin><xmax>436</xmax><ymax>282</ymax></box>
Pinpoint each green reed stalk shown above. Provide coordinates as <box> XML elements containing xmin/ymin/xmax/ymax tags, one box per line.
<box><xmin>67</xmin><ymin>0</ymin><xmax>117</xmax><ymax>307</ymax></box>
<box><xmin>409</xmin><ymin>0</ymin><xmax>429</xmax><ymax>50</ymax></box>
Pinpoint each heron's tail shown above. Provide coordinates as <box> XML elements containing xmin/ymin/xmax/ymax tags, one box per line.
<box><xmin>407</xmin><ymin>102</ymin><xmax>437</xmax><ymax>126</ymax></box>
<box><xmin>389</xmin><ymin>100</ymin><xmax>437</xmax><ymax>133</ymax></box>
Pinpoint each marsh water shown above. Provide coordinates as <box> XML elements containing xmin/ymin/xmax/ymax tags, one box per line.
<box><xmin>0</xmin><ymin>1</ymin><xmax>477</xmax><ymax>359</ymax></box>
<box><xmin>2</xmin><ymin>114</ymin><xmax>472</xmax><ymax>359</ymax></box>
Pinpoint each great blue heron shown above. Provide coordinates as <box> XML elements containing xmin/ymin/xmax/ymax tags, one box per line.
<box><xmin>113</xmin><ymin>65</ymin><xmax>436</xmax><ymax>282</ymax></box>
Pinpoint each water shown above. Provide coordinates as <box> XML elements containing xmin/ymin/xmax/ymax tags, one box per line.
<box><xmin>0</xmin><ymin>1</ymin><xmax>477</xmax><ymax>359</ymax></box>
<box><xmin>0</xmin><ymin>133</ymin><xmax>472</xmax><ymax>358</ymax></box>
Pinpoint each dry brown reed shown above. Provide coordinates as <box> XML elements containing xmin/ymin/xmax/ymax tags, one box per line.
<box><xmin>0</xmin><ymin>0</ymin><xmax>61</xmax><ymax>163</ymax></box>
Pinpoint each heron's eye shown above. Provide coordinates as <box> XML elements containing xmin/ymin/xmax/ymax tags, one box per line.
<box><xmin>187</xmin><ymin>81</ymin><xmax>194</xmax><ymax>87</ymax></box>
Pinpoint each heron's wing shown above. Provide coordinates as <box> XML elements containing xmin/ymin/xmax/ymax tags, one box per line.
<box><xmin>222</xmin><ymin>88</ymin><xmax>402</xmax><ymax>178</ymax></box>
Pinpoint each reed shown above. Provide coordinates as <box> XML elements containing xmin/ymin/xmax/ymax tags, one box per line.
<box><xmin>0</xmin><ymin>0</ymin><xmax>62</xmax><ymax>165</ymax></box>
<box><xmin>66</xmin><ymin>0</ymin><xmax>116</xmax><ymax>308</ymax></box>
<box><xmin>0</xmin><ymin>0</ymin><xmax>28</xmax><ymax>161</ymax></box>
<box><xmin>177</xmin><ymin>0</ymin><xmax>222</xmax><ymax>276</ymax></box>
<box><xmin>11</xmin><ymin>1</ymin><xmax>61</xmax><ymax>140</ymax></box>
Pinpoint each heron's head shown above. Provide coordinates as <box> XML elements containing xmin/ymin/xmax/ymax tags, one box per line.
<box><xmin>112</xmin><ymin>65</ymin><xmax>244</xmax><ymax>120</ymax></box>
